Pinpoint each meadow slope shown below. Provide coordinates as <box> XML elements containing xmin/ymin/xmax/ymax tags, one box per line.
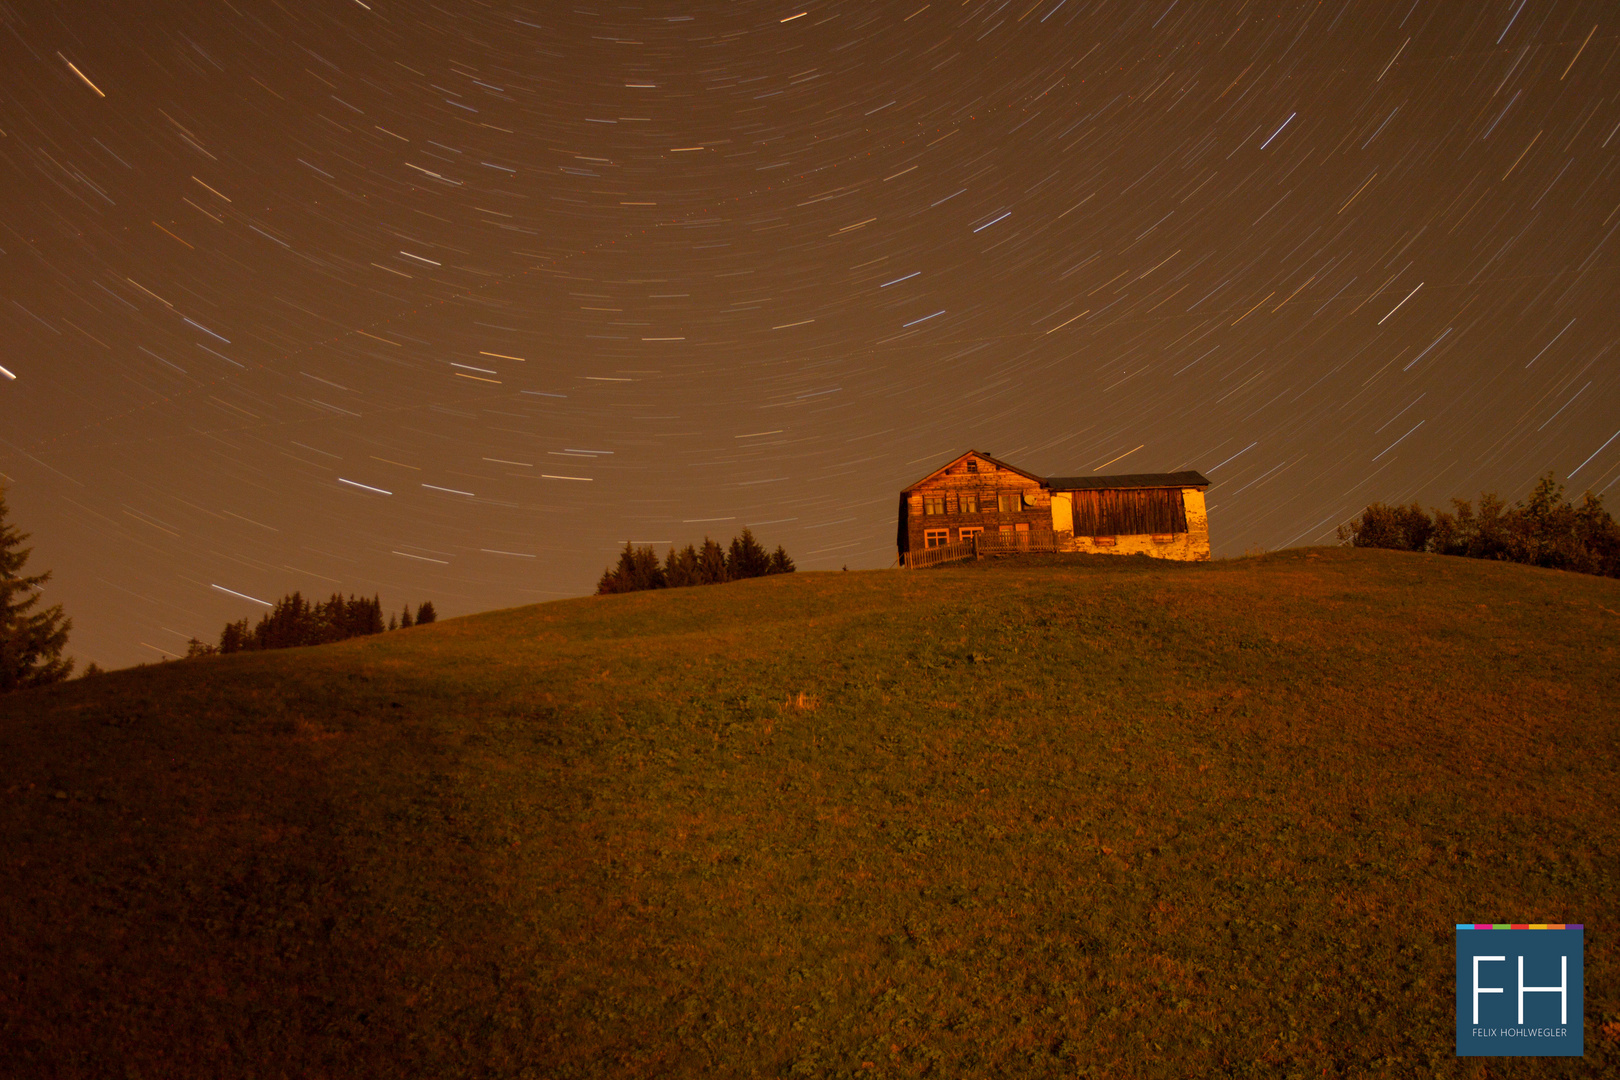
<box><xmin>2</xmin><ymin>548</ymin><xmax>1617</xmax><ymax>1078</ymax></box>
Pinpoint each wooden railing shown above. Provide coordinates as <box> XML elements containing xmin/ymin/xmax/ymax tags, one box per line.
<box><xmin>973</xmin><ymin>531</ymin><xmax>1057</xmax><ymax>556</ymax></box>
<box><xmin>903</xmin><ymin>531</ymin><xmax>1058</xmax><ymax>568</ymax></box>
<box><xmin>902</xmin><ymin>538</ymin><xmax>977</xmax><ymax>569</ymax></box>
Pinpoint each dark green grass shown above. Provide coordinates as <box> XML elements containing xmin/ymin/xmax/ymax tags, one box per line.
<box><xmin>3</xmin><ymin>548</ymin><xmax>1617</xmax><ymax>1078</ymax></box>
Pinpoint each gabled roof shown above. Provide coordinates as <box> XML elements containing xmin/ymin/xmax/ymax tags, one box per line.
<box><xmin>900</xmin><ymin>450</ymin><xmax>1044</xmax><ymax>493</ymax></box>
<box><xmin>1045</xmin><ymin>470</ymin><xmax>1210</xmax><ymax>491</ymax></box>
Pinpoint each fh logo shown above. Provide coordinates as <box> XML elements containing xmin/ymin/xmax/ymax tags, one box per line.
<box><xmin>1456</xmin><ymin>925</ymin><xmax>1583</xmax><ymax>1057</ymax></box>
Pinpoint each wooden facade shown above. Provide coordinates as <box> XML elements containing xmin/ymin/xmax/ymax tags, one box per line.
<box><xmin>898</xmin><ymin>451</ymin><xmax>1211</xmax><ymax>563</ymax></box>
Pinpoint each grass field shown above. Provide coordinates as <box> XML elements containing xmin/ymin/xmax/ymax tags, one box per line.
<box><xmin>2</xmin><ymin>547</ymin><xmax>1617</xmax><ymax>1078</ymax></box>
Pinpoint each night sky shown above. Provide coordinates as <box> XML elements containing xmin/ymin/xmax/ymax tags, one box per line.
<box><xmin>2</xmin><ymin>1</ymin><xmax>1616</xmax><ymax>668</ymax></box>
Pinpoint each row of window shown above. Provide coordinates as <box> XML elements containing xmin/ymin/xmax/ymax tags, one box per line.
<box><xmin>923</xmin><ymin>523</ymin><xmax>1030</xmax><ymax>548</ymax></box>
<box><xmin>921</xmin><ymin>492</ymin><xmax>1028</xmax><ymax>515</ymax></box>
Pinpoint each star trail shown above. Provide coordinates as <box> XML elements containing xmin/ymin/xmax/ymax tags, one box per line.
<box><xmin>1</xmin><ymin>1</ymin><xmax>1616</xmax><ymax>666</ymax></box>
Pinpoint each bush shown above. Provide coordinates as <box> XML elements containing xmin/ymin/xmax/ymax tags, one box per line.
<box><xmin>1340</xmin><ymin>474</ymin><xmax>1620</xmax><ymax>578</ymax></box>
<box><xmin>1337</xmin><ymin>502</ymin><xmax>1433</xmax><ymax>552</ymax></box>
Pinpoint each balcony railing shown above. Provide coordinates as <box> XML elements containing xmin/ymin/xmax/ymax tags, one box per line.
<box><xmin>973</xmin><ymin>530</ymin><xmax>1057</xmax><ymax>556</ymax></box>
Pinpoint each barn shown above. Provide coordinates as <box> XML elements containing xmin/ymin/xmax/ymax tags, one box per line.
<box><xmin>897</xmin><ymin>451</ymin><xmax>1211</xmax><ymax>566</ymax></box>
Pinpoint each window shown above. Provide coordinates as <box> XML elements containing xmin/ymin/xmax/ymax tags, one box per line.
<box><xmin>924</xmin><ymin>528</ymin><xmax>950</xmax><ymax>548</ymax></box>
<box><xmin>959</xmin><ymin>491</ymin><xmax>979</xmax><ymax>514</ymax></box>
<box><xmin>998</xmin><ymin>524</ymin><xmax>1015</xmax><ymax>536</ymax></box>
<box><xmin>1015</xmin><ymin>522</ymin><xmax>1030</xmax><ymax>532</ymax></box>
<box><xmin>966</xmin><ymin>460</ymin><xmax>977</xmax><ymax>472</ymax></box>
<box><xmin>997</xmin><ymin>492</ymin><xmax>1021</xmax><ymax>513</ymax></box>
<box><xmin>959</xmin><ymin>526</ymin><xmax>984</xmax><ymax>542</ymax></box>
<box><xmin>923</xmin><ymin>494</ymin><xmax>945</xmax><ymax>515</ymax></box>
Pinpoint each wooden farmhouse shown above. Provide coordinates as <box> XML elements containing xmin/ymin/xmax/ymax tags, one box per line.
<box><xmin>897</xmin><ymin>451</ymin><xmax>1211</xmax><ymax>566</ymax></box>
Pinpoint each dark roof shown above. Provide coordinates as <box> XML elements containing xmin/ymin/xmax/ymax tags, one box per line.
<box><xmin>1045</xmin><ymin>470</ymin><xmax>1210</xmax><ymax>491</ymax></box>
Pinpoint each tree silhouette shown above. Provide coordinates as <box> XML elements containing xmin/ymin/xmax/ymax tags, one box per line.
<box><xmin>415</xmin><ymin>601</ymin><xmax>436</xmax><ymax>625</ymax></box>
<box><xmin>663</xmin><ymin>543</ymin><xmax>701</xmax><ymax>588</ymax></box>
<box><xmin>1343</xmin><ymin>474</ymin><xmax>1620</xmax><ymax>578</ymax></box>
<box><xmin>727</xmin><ymin>527</ymin><xmax>771</xmax><ymax>579</ymax></box>
<box><xmin>768</xmin><ymin>545</ymin><xmax>796</xmax><ymax>575</ymax></box>
<box><xmin>213</xmin><ymin>592</ymin><xmax>405</xmax><ymax>653</ymax></box>
<box><xmin>0</xmin><ymin>487</ymin><xmax>74</xmax><ymax>692</ymax></box>
<box><xmin>598</xmin><ymin>531</ymin><xmax>796</xmax><ymax>595</ymax></box>
<box><xmin>597</xmin><ymin>542</ymin><xmax>666</xmax><ymax>593</ymax></box>
<box><xmin>697</xmin><ymin>537</ymin><xmax>729</xmax><ymax>585</ymax></box>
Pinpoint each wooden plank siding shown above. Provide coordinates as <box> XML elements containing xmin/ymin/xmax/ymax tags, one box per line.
<box><xmin>898</xmin><ymin>452</ymin><xmax>1053</xmax><ymax>560</ymax></box>
<box><xmin>899</xmin><ymin>451</ymin><xmax>1212</xmax><ymax>564</ymax></box>
<box><xmin>1069</xmin><ymin>488</ymin><xmax>1189</xmax><ymax>537</ymax></box>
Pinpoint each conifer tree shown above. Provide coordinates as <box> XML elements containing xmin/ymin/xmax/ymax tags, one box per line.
<box><xmin>0</xmin><ymin>487</ymin><xmax>74</xmax><ymax>692</ymax></box>
<box><xmin>768</xmin><ymin>545</ymin><xmax>796</xmax><ymax>574</ymax></box>
<box><xmin>400</xmin><ymin>604</ymin><xmax>413</xmax><ymax>628</ymax></box>
<box><xmin>697</xmin><ymin>537</ymin><xmax>729</xmax><ymax>584</ymax></box>
<box><xmin>415</xmin><ymin>600</ymin><xmax>436</xmax><ymax>625</ymax></box>
<box><xmin>728</xmin><ymin>527</ymin><xmax>771</xmax><ymax>579</ymax></box>
<box><xmin>597</xmin><ymin>542</ymin><xmax>637</xmax><ymax>594</ymax></box>
<box><xmin>597</xmin><ymin>542</ymin><xmax>666</xmax><ymax>593</ymax></box>
<box><xmin>219</xmin><ymin>618</ymin><xmax>251</xmax><ymax>653</ymax></box>
<box><xmin>663</xmin><ymin>543</ymin><xmax>700</xmax><ymax>587</ymax></box>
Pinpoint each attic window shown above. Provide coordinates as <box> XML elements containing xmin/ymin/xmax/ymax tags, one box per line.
<box><xmin>966</xmin><ymin>460</ymin><xmax>978</xmax><ymax>472</ymax></box>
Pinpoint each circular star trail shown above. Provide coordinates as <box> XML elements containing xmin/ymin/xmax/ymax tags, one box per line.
<box><xmin>1</xmin><ymin>1</ymin><xmax>1616</xmax><ymax>666</ymax></box>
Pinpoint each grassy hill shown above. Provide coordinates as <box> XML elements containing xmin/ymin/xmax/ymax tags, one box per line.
<box><xmin>3</xmin><ymin>548</ymin><xmax>1617</xmax><ymax>1078</ymax></box>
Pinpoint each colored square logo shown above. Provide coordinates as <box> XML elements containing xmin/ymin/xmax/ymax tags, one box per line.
<box><xmin>1456</xmin><ymin>925</ymin><xmax>1583</xmax><ymax>1056</ymax></box>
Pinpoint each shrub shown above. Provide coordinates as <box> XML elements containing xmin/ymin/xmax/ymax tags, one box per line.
<box><xmin>1337</xmin><ymin>502</ymin><xmax>1433</xmax><ymax>551</ymax></box>
<box><xmin>1342</xmin><ymin>474</ymin><xmax>1620</xmax><ymax>578</ymax></box>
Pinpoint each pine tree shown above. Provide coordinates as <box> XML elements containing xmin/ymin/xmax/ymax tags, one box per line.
<box><xmin>694</xmin><ymin>537</ymin><xmax>728</xmax><ymax>584</ymax></box>
<box><xmin>252</xmin><ymin>592</ymin><xmax>316</xmax><ymax>650</ymax></box>
<box><xmin>664</xmin><ymin>543</ymin><xmax>700</xmax><ymax>587</ymax></box>
<box><xmin>415</xmin><ymin>600</ymin><xmax>436</xmax><ymax>625</ymax></box>
<box><xmin>597</xmin><ymin>542</ymin><xmax>666</xmax><ymax>593</ymax></box>
<box><xmin>0</xmin><ymin>487</ymin><xmax>74</xmax><ymax>692</ymax></box>
<box><xmin>597</xmin><ymin>542</ymin><xmax>636</xmax><ymax>594</ymax></box>
<box><xmin>400</xmin><ymin>604</ymin><xmax>413</xmax><ymax>628</ymax></box>
<box><xmin>727</xmin><ymin>527</ymin><xmax>771</xmax><ymax>579</ymax></box>
<box><xmin>768</xmin><ymin>545</ymin><xmax>796</xmax><ymax>574</ymax></box>
<box><xmin>219</xmin><ymin>618</ymin><xmax>251</xmax><ymax>653</ymax></box>
<box><xmin>356</xmin><ymin>594</ymin><xmax>384</xmax><ymax>636</ymax></box>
